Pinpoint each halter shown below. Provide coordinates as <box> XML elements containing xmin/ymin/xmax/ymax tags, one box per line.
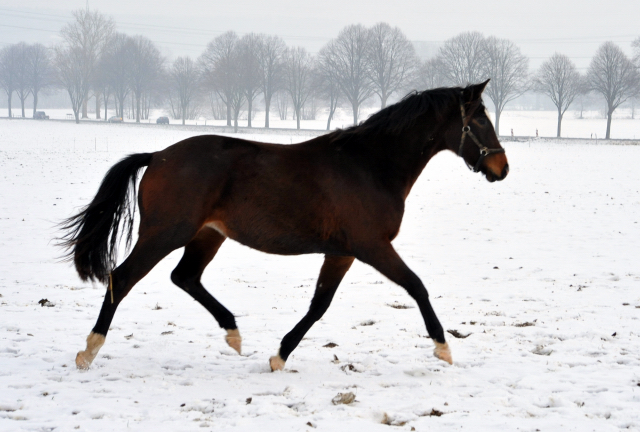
<box><xmin>458</xmin><ymin>93</ymin><xmax>505</xmax><ymax>172</ymax></box>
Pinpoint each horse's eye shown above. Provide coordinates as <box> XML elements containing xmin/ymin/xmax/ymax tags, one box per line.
<box><xmin>477</xmin><ymin>118</ymin><xmax>487</xmax><ymax>126</ymax></box>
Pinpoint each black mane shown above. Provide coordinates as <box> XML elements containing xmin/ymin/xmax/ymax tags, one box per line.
<box><xmin>330</xmin><ymin>85</ymin><xmax>468</xmax><ymax>143</ymax></box>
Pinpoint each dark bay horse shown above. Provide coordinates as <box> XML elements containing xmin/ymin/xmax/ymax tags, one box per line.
<box><xmin>60</xmin><ymin>80</ymin><xmax>508</xmax><ymax>371</ymax></box>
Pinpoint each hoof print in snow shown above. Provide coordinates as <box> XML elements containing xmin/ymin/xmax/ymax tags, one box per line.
<box><xmin>331</xmin><ymin>392</ymin><xmax>355</xmax><ymax>405</ymax></box>
<box><xmin>514</xmin><ymin>322</ymin><xmax>535</xmax><ymax>327</ymax></box>
<box><xmin>323</xmin><ymin>342</ymin><xmax>338</xmax><ymax>348</ymax></box>
<box><xmin>161</xmin><ymin>331</ymin><xmax>173</xmax><ymax>335</ymax></box>
<box><xmin>532</xmin><ymin>345</ymin><xmax>553</xmax><ymax>356</ymax></box>
<box><xmin>340</xmin><ymin>363</ymin><xmax>360</xmax><ymax>373</ymax></box>
<box><xmin>245</xmin><ymin>397</ymin><xmax>252</xmax><ymax>405</ymax></box>
<box><xmin>388</xmin><ymin>303</ymin><xmax>414</xmax><ymax>309</ymax></box>
<box><xmin>360</xmin><ymin>320</ymin><xmax>376</xmax><ymax>326</ymax></box>
<box><xmin>38</xmin><ymin>299</ymin><xmax>54</xmax><ymax>307</ymax></box>
<box><xmin>447</xmin><ymin>329</ymin><xmax>470</xmax><ymax>338</ymax></box>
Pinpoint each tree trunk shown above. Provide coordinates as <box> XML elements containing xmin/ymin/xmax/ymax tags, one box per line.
<box><xmin>326</xmin><ymin>103</ymin><xmax>336</xmax><ymax>131</ymax></box>
<box><xmin>182</xmin><ymin>106</ymin><xmax>186</xmax><ymax>125</ymax></box>
<box><xmin>82</xmin><ymin>98</ymin><xmax>88</xmax><ymax>118</ymax></box>
<box><xmin>135</xmin><ymin>93</ymin><xmax>141</xmax><ymax>123</ymax></box>
<box><xmin>104</xmin><ymin>94</ymin><xmax>108</xmax><ymax>121</ymax></box>
<box><xmin>20</xmin><ymin>98</ymin><xmax>25</xmax><ymax>118</ymax></box>
<box><xmin>234</xmin><ymin>112</ymin><xmax>239</xmax><ymax>133</ymax></box>
<box><xmin>247</xmin><ymin>97</ymin><xmax>253</xmax><ymax>128</ymax></box>
<box><xmin>494</xmin><ymin>106</ymin><xmax>501</xmax><ymax>136</ymax></box>
<box><xmin>557</xmin><ymin>109</ymin><xmax>563</xmax><ymax>138</ymax></box>
<box><xmin>74</xmin><ymin>109</ymin><xmax>80</xmax><ymax>124</ymax></box>
<box><xmin>380</xmin><ymin>92</ymin><xmax>388</xmax><ymax>109</ymax></box>
<box><xmin>296</xmin><ymin>107</ymin><xmax>301</xmax><ymax>130</ymax></box>
<box><xmin>352</xmin><ymin>101</ymin><xmax>358</xmax><ymax>126</ymax></box>
<box><xmin>95</xmin><ymin>94</ymin><xmax>101</xmax><ymax>119</ymax></box>
<box><xmin>264</xmin><ymin>96</ymin><xmax>271</xmax><ymax>128</ymax></box>
<box><xmin>605</xmin><ymin>108</ymin><xmax>613</xmax><ymax>139</ymax></box>
<box><xmin>7</xmin><ymin>92</ymin><xmax>12</xmax><ymax>118</ymax></box>
<box><xmin>32</xmin><ymin>92</ymin><xmax>38</xmax><ymax>117</ymax></box>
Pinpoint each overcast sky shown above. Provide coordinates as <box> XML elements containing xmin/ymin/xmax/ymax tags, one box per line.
<box><xmin>1</xmin><ymin>0</ymin><xmax>638</xmax><ymax>71</ymax></box>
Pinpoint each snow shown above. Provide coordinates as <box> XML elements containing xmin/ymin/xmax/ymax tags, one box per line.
<box><xmin>1</xmin><ymin>118</ymin><xmax>640</xmax><ymax>431</ymax></box>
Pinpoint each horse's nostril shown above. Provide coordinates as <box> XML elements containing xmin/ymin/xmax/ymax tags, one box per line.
<box><xmin>501</xmin><ymin>164</ymin><xmax>509</xmax><ymax>179</ymax></box>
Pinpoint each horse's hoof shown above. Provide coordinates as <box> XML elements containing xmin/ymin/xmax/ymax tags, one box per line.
<box><xmin>75</xmin><ymin>332</ymin><xmax>106</xmax><ymax>370</ymax></box>
<box><xmin>225</xmin><ymin>329</ymin><xmax>242</xmax><ymax>355</ymax></box>
<box><xmin>75</xmin><ymin>351</ymin><xmax>92</xmax><ymax>370</ymax></box>
<box><xmin>433</xmin><ymin>341</ymin><xmax>453</xmax><ymax>365</ymax></box>
<box><xmin>269</xmin><ymin>355</ymin><xmax>285</xmax><ymax>371</ymax></box>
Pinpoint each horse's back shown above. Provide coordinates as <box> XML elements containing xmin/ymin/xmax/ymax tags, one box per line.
<box><xmin>138</xmin><ymin>134</ymin><xmax>402</xmax><ymax>256</ymax></box>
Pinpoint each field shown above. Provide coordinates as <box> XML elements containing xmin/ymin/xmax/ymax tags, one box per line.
<box><xmin>1</xmin><ymin>118</ymin><xmax>639</xmax><ymax>431</ymax></box>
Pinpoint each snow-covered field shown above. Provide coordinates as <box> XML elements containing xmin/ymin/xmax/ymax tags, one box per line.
<box><xmin>1</xmin><ymin>119</ymin><xmax>639</xmax><ymax>431</ymax></box>
<box><xmin>20</xmin><ymin>106</ymin><xmax>640</xmax><ymax>140</ymax></box>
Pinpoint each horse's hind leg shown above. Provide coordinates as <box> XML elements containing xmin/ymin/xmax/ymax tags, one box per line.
<box><xmin>270</xmin><ymin>255</ymin><xmax>354</xmax><ymax>371</ymax></box>
<box><xmin>76</xmin><ymin>225</ymin><xmax>198</xmax><ymax>369</ymax></box>
<box><xmin>170</xmin><ymin>227</ymin><xmax>241</xmax><ymax>353</ymax></box>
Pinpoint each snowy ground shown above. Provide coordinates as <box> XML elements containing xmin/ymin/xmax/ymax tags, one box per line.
<box><xmin>1</xmin><ymin>119</ymin><xmax>639</xmax><ymax>431</ymax></box>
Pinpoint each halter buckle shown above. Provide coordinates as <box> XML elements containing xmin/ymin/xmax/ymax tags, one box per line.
<box><xmin>480</xmin><ymin>148</ymin><xmax>489</xmax><ymax>156</ymax></box>
<box><xmin>462</xmin><ymin>125</ymin><xmax>471</xmax><ymax>133</ymax></box>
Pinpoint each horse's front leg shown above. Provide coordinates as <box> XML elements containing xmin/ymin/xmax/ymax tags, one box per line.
<box><xmin>358</xmin><ymin>243</ymin><xmax>452</xmax><ymax>365</ymax></box>
<box><xmin>270</xmin><ymin>255</ymin><xmax>354</xmax><ymax>371</ymax></box>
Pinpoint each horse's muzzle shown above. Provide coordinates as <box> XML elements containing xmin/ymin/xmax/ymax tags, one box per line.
<box><xmin>486</xmin><ymin>162</ymin><xmax>509</xmax><ymax>182</ymax></box>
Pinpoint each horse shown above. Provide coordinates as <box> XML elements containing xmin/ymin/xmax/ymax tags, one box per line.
<box><xmin>59</xmin><ymin>80</ymin><xmax>508</xmax><ymax>371</ymax></box>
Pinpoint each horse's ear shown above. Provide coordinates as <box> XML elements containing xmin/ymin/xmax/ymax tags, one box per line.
<box><xmin>463</xmin><ymin>79</ymin><xmax>490</xmax><ymax>103</ymax></box>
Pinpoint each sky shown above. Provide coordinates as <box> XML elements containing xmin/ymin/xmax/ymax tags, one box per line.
<box><xmin>1</xmin><ymin>0</ymin><xmax>638</xmax><ymax>72</ymax></box>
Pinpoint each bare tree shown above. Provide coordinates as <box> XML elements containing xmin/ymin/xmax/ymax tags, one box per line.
<box><xmin>367</xmin><ymin>22</ymin><xmax>418</xmax><ymax>108</ymax></box>
<box><xmin>534</xmin><ymin>53</ymin><xmax>582</xmax><ymax>137</ymax></box>
<box><xmin>168</xmin><ymin>56</ymin><xmax>200</xmax><ymax>125</ymax></box>
<box><xmin>315</xmin><ymin>47</ymin><xmax>342</xmax><ymax>130</ymax></box>
<box><xmin>437</xmin><ymin>31</ymin><xmax>486</xmax><ymax>86</ymax></box>
<box><xmin>283</xmin><ymin>46</ymin><xmax>314</xmax><ymax>129</ymax></box>
<box><xmin>200</xmin><ymin>31</ymin><xmax>243</xmax><ymax>127</ymax></box>
<box><xmin>238</xmin><ymin>34</ymin><xmax>262</xmax><ymax>127</ymax></box>
<box><xmin>257</xmin><ymin>34</ymin><xmax>286</xmax><ymax>128</ymax></box>
<box><xmin>13</xmin><ymin>43</ymin><xmax>32</xmax><ymax>118</ymax></box>
<box><xmin>275</xmin><ymin>90</ymin><xmax>289</xmax><ymax>120</ymax></box>
<box><xmin>414</xmin><ymin>57</ymin><xmax>447</xmax><ymax>90</ymax></box>
<box><xmin>587</xmin><ymin>41</ymin><xmax>640</xmax><ymax>139</ymax></box>
<box><xmin>103</xmin><ymin>33</ymin><xmax>132</xmax><ymax>118</ymax></box>
<box><xmin>323</xmin><ymin>24</ymin><xmax>373</xmax><ymax>125</ymax></box>
<box><xmin>129</xmin><ymin>35</ymin><xmax>163</xmax><ymax>122</ymax></box>
<box><xmin>632</xmin><ymin>37</ymin><xmax>640</xmax><ymax>68</ymax></box>
<box><xmin>93</xmin><ymin>55</ymin><xmax>112</xmax><ymax>121</ymax></box>
<box><xmin>28</xmin><ymin>43</ymin><xmax>54</xmax><ymax>117</ymax></box>
<box><xmin>0</xmin><ymin>44</ymin><xmax>18</xmax><ymax>117</ymax></box>
<box><xmin>481</xmin><ymin>36</ymin><xmax>529</xmax><ymax>135</ymax></box>
<box><xmin>53</xmin><ymin>44</ymin><xmax>90</xmax><ymax>123</ymax></box>
<box><xmin>60</xmin><ymin>9</ymin><xmax>115</xmax><ymax>119</ymax></box>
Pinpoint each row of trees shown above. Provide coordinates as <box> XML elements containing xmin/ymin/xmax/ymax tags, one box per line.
<box><xmin>1</xmin><ymin>9</ymin><xmax>639</xmax><ymax>138</ymax></box>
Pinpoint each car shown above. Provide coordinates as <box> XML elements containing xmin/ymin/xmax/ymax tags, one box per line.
<box><xmin>108</xmin><ymin>116</ymin><xmax>123</xmax><ymax>123</ymax></box>
<box><xmin>34</xmin><ymin>111</ymin><xmax>49</xmax><ymax>120</ymax></box>
<box><xmin>156</xmin><ymin>116</ymin><xmax>169</xmax><ymax>124</ymax></box>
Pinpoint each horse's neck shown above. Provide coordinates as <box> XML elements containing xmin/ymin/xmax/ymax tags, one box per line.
<box><xmin>380</xmin><ymin>119</ymin><xmax>448</xmax><ymax>199</ymax></box>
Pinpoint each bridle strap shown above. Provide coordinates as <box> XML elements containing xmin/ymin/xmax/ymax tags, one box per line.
<box><xmin>458</xmin><ymin>93</ymin><xmax>505</xmax><ymax>172</ymax></box>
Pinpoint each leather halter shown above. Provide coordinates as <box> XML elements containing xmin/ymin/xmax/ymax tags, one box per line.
<box><xmin>458</xmin><ymin>94</ymin><xmax>505</xmax><ymax>172</ymax></box>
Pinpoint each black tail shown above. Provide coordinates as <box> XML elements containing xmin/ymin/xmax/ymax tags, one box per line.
<box><xmin>58</xmin><ymin>153</ymin><xmax>153</xmax><ymax>283</ymax></box>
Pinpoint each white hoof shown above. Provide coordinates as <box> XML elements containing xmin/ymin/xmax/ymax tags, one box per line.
<box><xmin>225</xmin><ymin>329</ymin><xmax>242</xmax><ymax>354</ymax></box>
<box><xmin>269</xmin><ymin>354</ymin><xmax>285</xmax><ymax>371</ymax></box>
<box><xmin>433</xmin><ymin>341</ymin><xmax>453</xmax><ymax>365</ymax></box>
<box><xmin>75</xmin><ymin>332</ymin><xmax>105</xmax><ymax>370</ymax></box>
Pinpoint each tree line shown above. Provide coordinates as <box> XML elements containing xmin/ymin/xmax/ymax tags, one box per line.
<box><xmin>1</xmin><ymin>9</ymin><xmax>639</xmax><ymax>138</ymax></box>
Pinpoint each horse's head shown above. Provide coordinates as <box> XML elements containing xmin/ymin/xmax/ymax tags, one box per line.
<box><xmin>452</xmin><ymin>80</ymin><xmax>508</xmax><ymax>182</ymax></box>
